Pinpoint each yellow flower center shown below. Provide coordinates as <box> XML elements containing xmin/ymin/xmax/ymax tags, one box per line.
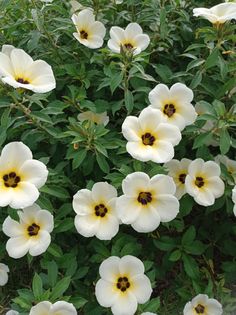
<box><xmin>94</xmin><ymin>204</ymin><xmax>108</xmax><ymax>218</ymax></box>
<box><xmin>163</xmin><ymin>103</ymin><xmax>176</xmax><ymax>118</ymax></box>
<box><xmin>3</xmin><ymin>172</ymin><xmax>21</xmax><ymax>188</ymax></box>
<box><xmin>178</xmin><ymin>173</ymin><xmax>186</xmax><ymax>184</ymax></box>
<box><xmin>195</xmin><ymin>304</ymin><xmax>205</xmax><ymax>314</ymax></box>
<box><xmin>137</xmin><ymin>192</ymin><xmax>152</xmax><ymax>205</ymax></box>
<box><xmin>116</xmin><ymin>276</ymin><xmax>131</xmax><ymax>292</ymax></box>
<box><xmin>16</xmin><ymin>78</ymin><xmax>30</xmax><ymax>84</ymax></box>
<box><xmin>80</xmin><ymin>30</ymin><xmax>88</xmax><ymax>39</ymax></box>
<box><xmin>27</xmin><ymin>223</ymin><xmax>40</xmax><ymax>236</ymax></box>
<box><xmin>195</xmin><ymin>176</ymin><xmax>204</xmax><ymax>188</ymax></box>
<box><xmin>141</xmin><ymin>132</ymin><xmax>156</xmax><ymax>146</ymax></box>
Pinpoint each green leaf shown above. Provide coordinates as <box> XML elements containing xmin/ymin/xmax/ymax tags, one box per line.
<box><xmin>190</xmin><ymin>71</ymin><xmax>202</xmax><ymax>89</ymax></box>
<box><xmin>110</xmin><ymin>72</ymin><xmax>123</xmax><ymax>93</ymax></box>
<box><xmin>32</xmin><ymin>273</ymin><xmax>43</xmax><ymax>300</ymax></box>
<box><xmin>40</xmin><ymin>186</ymin><xmax>70</xmax><ymax>199</ymax></box>
<box><xmin>220</xmin><ymin>128</ymin><xmax>231</xmax><ymax>154</ymax></box>
<box><xmin>153</xmin><ymin>236</ymin><xmax>177</xmax><ymax>251</ymax></box>
<box><xmin>72</xmin><ymin>149</ymin><xmax>87</xmax><ymax>169</ymax></box>
<box><xmin>205</xmin><ymin>48</ymin><xmax>219</xmax><ymax>69</ymax></box>
<box><xmin>169</xmin><ymin>249</ymin><xmax>182</xmax><ymax>262</ymax></box>
<box><xmin>70</xmin><ymin>296</ymin><xmax>88</xmax><ymax>309</ymax></box>
<box><xmin>193</xmin><ymin>132</ymin><xmax>213</xmax><ymax>149</ymax></box>
<box><xmin>182</xmin><ymin>226</ymin><xmax>196</xmax><ymax>245</ymax></box>
<box><xmin>96</xmin><ymin>153</ymin><xmax>110</xmax><ymax>173</ymax></box>
<box><xmin>182</xmin><ymin>254</ymin><xmax>200</xmax><ymax>279</ymax></box>
<box><xmin>47</xmin><ymin>261</ymin><xmax>58</xmax><ymax>287</ymax></box>
<box><xmin>124</xmin><ymin>90</ymin><xmax>134</xmax><ymax>113</ymax></box>
<box><xmin>50</xmin><ymin>277</ymin><xmax>71</xmax><ymax>301</ymax></box>
<box><xmin>184</xmin><ymin>240</ymin><xmax>206</xmax><ymax>255</ymax></box>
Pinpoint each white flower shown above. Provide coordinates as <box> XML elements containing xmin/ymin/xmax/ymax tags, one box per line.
<box><xmin>183</xmin><ymin>294</ymin><xmax>223</xmax><ymax>315</ymax></box>
<box><xmin>185</xmin><ymin>159</ymin><xmax>225</xmax><ymax>206</ymax></box>
<box><xmin>149</xmin><ymin>83</ymin><xmax>197</xmax><ymax>131</ymax></box>
<box><xmin>108</xmin><ymin>23</ymin><xmax>150</xmax><ymax>55</ymax></box>
<box><xmin>73</xmin><ymin>182</ymin><xmax>119</xmax><ymax>240</ymax></box>
<box><xmin>141</xmin><ymin>313</ymin><xmax>157</xmax><ymax>315</ymax></box>
<box><xmin>72</xmin><ymin>9</ymin><xmax>106</xmax><ymax>49</ymax></box>
<box><xmin>215</xmin><ymin>155</ymin><xmax>236</xmax><ymax>184</ymax></box>
<box><xmin>6</xmin><ymin>311</ymin><xmax>19</xmax><ymax>315</ymax></box>
<box><xmin>115</xmin><ymin>0</ymin><xmax>123</xmax><ymax>3</ymax></box>
<box><xmin>0</xmin><ymin>141</ymin><xmax>48</xmax><ymax>209</ymax></box>
<box><xmin>95</xmin><ymin>255</ymin><xmax>152</xmax><ymax>315</ymax></box>
<box><xmin>29</xmin><ymin>301</ymin><xmax>77</xmax><ymax>315</ymax></box>
<box><xmin>78</xmin><ymin>111</ymin><xmax>109</xmax><ymax>126</ymax></box>
<box><xmin>117</xmin><ymin>172</ymin><xmax>179</xmax><ymax>233</ymax></box>
<box><xmin>193</xmin><ymin>3</ymin><xmax>236</xmax><ymax>24</ymax></box>
<box><xmin>0</xmin><ymin>45</ymin><xmax>56</xmax><ymax>93</ymax></box>
<box><xmin>2</xmin><ymin>204</ymin><xmax>54</xmax><ymax>259</ymax></box>
<box><xmin>0</xmin><ymin>263</ymin><xmax>9</xmax><ymax>286</ymax></box>
<box><xmin>70</xmin><ymin>0</ymin><xmax>83</xmax><ymax>13</ymax></box>
<box><xmin>122</xmin><ymin>107</ymin><xmax>182</xmax><ymax>163</ymax></box>
<box><xmin>232</xmin><ymin>185</ymin><xmax>236</xmax><ymax>216</ymax></box>
<box><xmin>164</xmin><ymin>158</ymin><xmax>192</xmax><ymax>199</ymax></box>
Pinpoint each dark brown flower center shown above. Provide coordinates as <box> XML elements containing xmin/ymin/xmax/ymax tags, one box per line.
<box><xmin>141</xmin><ymin>132</ymin><xmax>155</xmax><ymax>146</ymax></box>
<box><xmin>195</xmin><ymin>304</ymin><xmax>205</xmax><ymax>314</ymax></box>
<box><xmin>179</xmin><ymin>173</ymin><xmax>186</xmax><ymax>184</ymax></box>
<box><xmin>124</xmin><ymin>43</ymin><xmax>133</xmax><ymax>50</ymax></box>
<box><xmin>94</xmin><ymin>204</ymin><xmax>108</xmax><ymax>218</ymax></box>
<box><xmin>195</xmin><ymin>176</ymin><xmax>204</xmax><ymax>188</ymax></box>
<box><xmin>27</xmin><ymin>223</ymin><xmax>40</xmax><ymax>236</ymax></box>
<box><xmin>137</xmin><ymin>192</ymin><xmax>152</xmax><ymax>205</ymax></box>
<box><xmin>17</xmin><ymin>78</ymin><xmax>29</xmax><ymax>84</ymax></box>
<box><xmin>163</xmin><ymin>103</ymin><xmax>176</xmax><ymax>117</ymax></box>
<box><xmin>116</xmin><ymin>276</ymin><xmax>130</xmax><ymax>292</ymax></box>
<box><xmin>3</xmin><ymin>172</ymin><xmax>21</xmax><ymax>188</ymax></box>
<box><xmin>80</xmin><ymin>30</ymin><xmax>88</xmax><ymax>39</ymax></box>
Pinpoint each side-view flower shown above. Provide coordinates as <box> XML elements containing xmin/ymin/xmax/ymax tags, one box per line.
<box><xmin>0</xmin><ymin>263</ymin><xmax>9</xmax><ymax>286</ymax></box>
<box><xmin>72</xmin><ymin>9</ymin><xmax>106</xmax><ymax>49</ymax></box>
<box><xmin>73</xmin><ymin>182</ymin><xmax>119</xmax><ymax>240</ymax></box>
<box><xmin>148</xmin><ymin>83</ymin><xmax>197</xmax><ymax>131</ymax></box>
<box><xmin>29</xmin><ymin>301</ymin><xmax>77</xmax><ymax>315</ymax></box>
<box><xmin>122</xmin><ymin>107</ymin><xmax>181</xmax><ymax>163</ymax></box>
<box><xmin>0</xmin><ymin>45</ymin><xmax>56</xmax><ymax>93</ymax></box>
<box><xmin>3</xmin><ymin>204</ymin><xmax>54</xmax><ymax>259</ymax></box>
<box><xmin>117</xmin><ymin>172</ymin><xmax>179</xmax><ymax>232</ymax></box>
<box><xmin>95</xmin><ymin>255</ymin><xmax>152</xmax><ymax>315</ymax></box>
<box><xmin>193</xmin><ymin>3</ymin><xmax>236</xmax><ymax>24</ymax></box>
<box><xmin>108</xmin><ymin>22</ymin><xmax>150</xmax><ymax>55</ymax></box>
<box><xmin>183</xmin><ymin>294</ymin><xmax>223</xmax><ymax>315</ymax></box>
<box><xmin>77</xmin><ymin>111</ymin><xmax>109</xmax><ymax>126</ymax></box>
<box><xmin>0</xmin><ymin>141</ymin><xmax>48</xmax><ymax>209</ymax></box>
<box><xmin>185</xmin><ymin>159</ymin><xmax>225</xmax><ymax>206</ymax></box>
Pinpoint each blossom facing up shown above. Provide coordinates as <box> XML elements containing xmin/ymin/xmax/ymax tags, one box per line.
<box><xmin>185</xmin><ymin>159</ymin><xmax>225</xmax><ymax>206</ymax></box>
<box><xmin>0</xmin><ymin>141</ymin><xmax>48</xmax><ymax>209</ymax></box>
<box><xmin>0</xmin><ymin>263</ymin><xmax>9</xmax><ymax>286</ymax></box>
<box><xmin>0</xmin><ymin>45</ymin><xmax>56</xmax><ymax>93</ymax></box>
<box><xmin>95</xmin><ymin>255</ymin><xmax>152</xmax><ymax>315</ymax></box>
<box><xmin>122</xmin><ymin>107</ymin><xmax>181</xmax><ymax>163</ymax></box>
<box><xmin>72</xmin><ymin>9</ymin><xmax>106</xmax><ymax>49</ymax></box>
<box><xmin>78</xmin><ymin>111</ymin><xmax>109</xmax><ymax>126</ymax></box>
<box><xmin>117</xmin><ymin>172</ymin><xmax>179</xmax><ymax>233</ymax></box>
<box><xmin>108</xmin><ymin>23</ymin><xmax>150</xmax><ymax>55</ymax></box>
<box><xmin>232</xmin><ymin>185</ymin><xmax>236</xmax><ymax>216</ymax></box>
<box><xmin>73</xmin><ymin>182</ymin><xmax>119</xmax><ymax>240</ymax></box>
<box><xmin>183</xmin><ymin>294</ymin><xmax>223</xmax><ymax>315</ymax></box>
<box><xmin>29</xmin><ymin>301</ymin><xmax>77</xmax><ymax>315</ymax></box>
<box><xmin>193</xmin><ymin>3</ymin><xmax>236</xmax><ymax>24</ymax></box>
<box><xmin>215</xmin><ymin>155</ymin><xmax>236</xmax><ymax>184</ymax></box>
<box><xmin>3</xmin><ymin>204</ymin><xmax>54</xmax><ymax>259</ymax></box>
<box><xmin>6</xmin><ymin>311</ymin><xmax>19</xmax><ymax>315</ymax></box>
<box><xmin>164</xmin><ymin>158</ymin><xmax>192</xmax><ymax>199</ymax></box>
<box><xmin>149</xmin><ymin>83</ymin><xmax>197</xmax><ymax>131</ymax></box>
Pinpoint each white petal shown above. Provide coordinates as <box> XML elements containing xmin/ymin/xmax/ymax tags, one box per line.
<box><xmin>131</xmin><ymin>207</ymin><xmax>161</xmax><ymax>233</ymax></box>
<box><xmin>110</xmin><ymin>26</ymin><xmax>125</xmax><ymax>44</ymax></box>
<box><xmin>191</xmin><ymin>294</ymin><xmax>208</xmax><ymax>306</ymax></box>
<box><xmin>88</xmin><ymin>21</ymin><xmax>106</xmax><ymax>38</ymax></box>
<box><xmin>207</xmin><ymin>299</ymin><xmax>223</xmax><ymax>315</ymax></box>
<box><xmin>36</xmin><ymin>209</ymin><xmax>54</xmax><ymax>232</ymax></box>
<box><xmin>30</xmin><ymin>75</ymin><xmax>56</xmax><ymax>93</ymax></box>
<box><xmin>95</xmin><ymin>214</ymin><xmax>119</xmax><ymax>240</ymax></box>
<box><xmin>28</xmin><ymin>230</ymin><xmax>51</xmax><ymax>256</ymax></box>
<box><xmin>163</xmin><ymin>112</ymin><xmax>186</xmax><ymax>131</ymax></box>
<box><xmin>2</xmin><ymin>44</ymin><xmax>15</xmax><ymax>56</ymax></box>
<box><xmin>74</xmin><ymin>214</ymin><xmax>100</xmax><ymax>237</ymax></box>
<box><xmin>99</xmin><ymin>256</ymin><xmax>120</xmax><ymax>282</ymax></box>
<box><xmin>188</xmin><ymin>159</ymin><xmax>204</xmax><ymax>177</ymax></box>
<box><xmin>2</xmin><ymin>216</ymin><xmax>24</xmax><ymax>237</ymax></box>
<box><xmin>148</xmin><ymin>84</ymin><xmax>170</xmax><ymax>107</ymax></box>
<box><xmin>9</xmin><ymin>182</ymin><xmax>39</xmax><ymax>209</ymax></box>
<box><xmin>125</xmin><ymin>23</ymin><xmax>143</xmax><ymax>38</ymax></box>
<box><xmin>177</xmin><ymin>104</ymin><xmax>197</xmax><ymax>126</ymax></box>
<box><xmin>155</xmin><ymin>195</ymin><xmax>179</xmax><ymax>222</ymax></box>
<box><xmin>150</xmin><ymin>174</ymin><xmax>176</xmax><ymax>195</ymax></box>
<box><xmin>150</xmin><ymin>140</ymin><xmax>175</xmax><ymax>163</ymax></box>
<box><xmin>51</xmin><ymin>301</ymin><xmax>77</xmax><ymax>315</ymax></box>
<box><xmin>194</xmin><ymin>189</ymin><xmax>215</xmax><ymax>206</ymax></box>
<box><xmin>111</xmin><ymin>291</ymin><xmax>138</xmax><ymax>315</ymax></box>
<box><xmin>134</xmin><ymin>34</ymin><xmax>150</xmax><ymax>51</ymax></box>
<box><xmin>202</xmin><ymin>161</ymin><xmax>221</xmax><ymax>177</ymax></box>
<box><xmin>95</xmin><ymin>279</ymin><xmax>119</xmax><ymax>307</ymax></box>
<box><xmin>126</xmin><ymin>141</ymin><xmax>157</xmax><ymax>162</ymax></box>
<box><xmin>73</xmin><ymin>189</ymin><xmax>93</xmax><ymax>215</ymax></box>
<box><xmin>25</xmin><ymin>60</ymin><xmax>54</xmax><ymax>80</ymax></box>
<box><xmin>206</xmin><ymin>177</ymin><xmax>225</xmax><ymax>198</ymax></box>
<box><xmin>117</xmin><ymin>195</ymin><xmax>142</xmax><ymax>224</ymax></box>
<box><xmin>183</xmin><ymin>301</ymin><xmax>194</xmax><ymax>315</ymax></box>
<box><xmin>122</xmin><ymin>116</ymin><xmax>141</xmax><ymax>142</ymax></box>
<box><xmin>119</xmin><ymin>255</ymin><xmax>145</xmax><ymax>278</ymax></box>
<box><xmin>138</xmin><ymin>107</ymin><xmax>162</xmax><ymax>132</ymax></box>
<box><xmin>170</xmin><ymin>83</ymin><xmax>193</xmax><ymax>103</ymax></box>
<box><xmin>122</xmin><ymin>172</ymin><xmax>150</xmax><ymax>196</ymax></box>
<box><xmin>6</xmin><ymin>236</ymin><xmax>30</xmax><ymax>258</ymax></box>
<box><xmin>6</xmin><ymin>311</ymin><xmax>19</xmax><ymax>315</ymax></box>
<box><xmin>18</xmin><ymin>204</ymin><xmax>41</xmax><ymax>225</ymax></box>
<box><xmin>131</xmin><ymin>274</ymin><xmax>152</xmax><ymax>303</ymax></box>
<box><xmin>0</xmin><ymin>187</ymin><xmax>13</xmax><ymax>207</ymax></box>
<box><xmin>20</xmin><ymin>159</ymin><xmax>48</xmax><ymax>188</ymax></box>
<box><xmin>193</xmin><ymin>8</ymin><xmax>218</xmax><ymax>23</ymax></box>
<box><xmin>0</xmin><ymin>52</ymin><xmax>14</xmax><ymax>77</ymax></box>
<box><xmin>107</xmin><ymin>39</ymin><xmax>121</xmax><ymax>53</ymax></box>
<box><xmin>29</xmin><ymin>301</ymin><xmax>51</xmax><ymax>315</ymax></box>
<box><xmin>10</xmin><ymin>48</ymin><xmax>33</xmax><ymax>77</ymax></box>
<box><xmin>92</xmin><ymin>182</ymin><xmax>117</xmax><ymax>202</ymax></box>
<box><xmin>155</xmin><ymin>123</ymin><xmax>181</xmax><ymax>146</ymax></box>
<box><xmin>0</xmin><ymin>269</ymin><xmax>8</xmax><ymax>286</ymax></box>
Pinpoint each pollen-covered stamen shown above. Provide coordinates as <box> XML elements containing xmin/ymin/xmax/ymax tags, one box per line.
<box><xmin>95</xmin><ymin>204</ymin><xmax>108</xmax><ymax>218</ymax></box>
<box><xmin>17</xmin><ymin>78</ymin><xmax>29</xmax><ymax>84</ymax></box>
<box><xmin>195</xmin><ymin>176</ymin><xmax>204</xmax><ymax>188</ymax></box>
<box><xmin>195</xmin><ymin>304</ymin><xmax>205</xmax><ymax>314</ymax></box>
<box><xmin>3</xmin><ymin>172</ymin><xmax>21</xmax><ymax>188</ymax></box>
<box><xmin>116</xmin><ymin>276</ymin><xmax>131</xmax><ymax>292</ymax></box>
<box><xmin>137</xmin><ymin>192</ymin><xmax>152</xmax><ymax>205</ymax></box>
<box><xmin>179</xmin><ymin>173</ymin><xmax>186</xmax><ymax>184</ymax></box>
<box><xmin>124</xmin><ymin>43</ymin><xmax>133</xmax><ymax>50</ymax></box>
<box><xmin>141</xmin><ymin>133</ymin><xmax>156</xmax><ymax>146</ymax></box>
<box><xmin>80</xmin><ymin>30</ymin><xmax>88</xmax><ymax>39</ymax></box>
<box><xmin>163</xmin><ymin>103</ymin><xmax>176</xmax><ymax>118</ymax></box>
<box><xmin>27</xmin><ymin>223</ymin><xmax>40</xmax><ymax>236</ymax></box>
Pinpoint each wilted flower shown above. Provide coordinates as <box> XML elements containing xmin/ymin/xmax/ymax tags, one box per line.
<box><xmin>185</xmin><ymin>159</ymin><xmax>225</xmax><ymax>206</ymax></box>
<box><xmin>0</xmin><ymin>141</ymin><xmax>48</xmax><ymax>209</ymax></box>
<box><xmin>117</xmin><ymin>172</ymin><xmax>179</xmax><ymax>232</ymax></box>
<box><xmin>29</xmin><ymin>301</ymin><xmax>77</xmax><ymax>315</ymax></box>
<box><xmin>0</xmin><ymin>45</ymin><xmax>56</xmax><ymax>93</ymax></box>
<box><xmin>164</xmin><ymin>158</ymin><xmax>192</xmax><ymax>199</ymax></box>
<box><xmin>215</xmin><ymin>155</ymin><xmax>236</xmax><ymax>184</ymax></box>
<box><xmin>78</xmin><ymin>111</ymin><xmax>109</xmax><ymax>126</ymax></box>
<box><xmin>183</xmin><ymin>294</ymin><xmax>223</xmax><ymax>315</ymax></box>
<box><xmin>3</xmin><ymin>204</ymin><xmax>54</xmax><ymax>259</ymax></box>
<box><xmin>0</xmin><ymin>263</ymin><xmax>9</xmax><ymax>286</ymax></box>
<box><xmin>73</xmin><ymin>182</ymin><xmax>119</xmax><ymax>240</ymax></box>
<box><xmin>193</xmin><ymin>3</ymin><xmax>236</xmax><ymax>24</ymax></box>
<box><xmin>72</xmin><ymin>9</ymin><xmax>106</xmax><ymax>49</ymax></box>
<box><xmin>108</xmin><ymin>23</ymin><xmax>150</xmax><ymax>55</ymax></box>
<box><xmin>149</xmin><ymin>83</ymin><xmax>197</xmax><ymax>131</ymax></box>
<box><xmin>95</xmin><ymin>255</ymin><xmax>152</xmax><ymax>315</ymax></box>
<box><xmin>122</xmin><ymin>107</ymin><xmax>181</xmax><ymax>163</ymax></box>
<box><xmin>232</xmin><ymin>185</ymin><xmax>236</xmax><ymax>216</ymax></box>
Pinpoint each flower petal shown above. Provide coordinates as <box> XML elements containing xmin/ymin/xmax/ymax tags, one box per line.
<box><xmin>74</xmin><ymin>214</ymin><xmax>100</xmax><ymax>237</ymax></box>
<box><xmin>111</xmin><ymin>291</ymin><xmax>138</xmax><ymax>315</ymax></box>
<box><xmin>9</xmin><ymin>182</ymin><xmax>39</xmax><ymax>209</ymax></box>
<box><xmin>95</xmin><ymin>214</ymin><xmax>119</xmax><ymax>240</ymax></box>
<box><xmin>117</xmin><ymin>195</ymin><xmax>142</xmax><ymax>224</ymax></box>
<box><xmin>122</xmin><ymin>172</ymin><xmax>150</xmax><ymax>196</ymax></box>
<box><xmin>95</xmin><ymin>279</ymin><xmax>119</xmax><ymax>307</ymax></box>
<box><xmin>150</xmin><ymin>174</ymin><xmax>176</xmax><ymax>195</ymax></box>
<box><xmin>155</xmin><ymin>195</ymin><xmax>179</xmax><ymax>222</ymax></box>
<box><xmin>29</xmin><ymin>301</ymin><xmax>51</xmax><ymax>315</ymax></box>
<box><xmin>73</xmin><ymin>189</ymin><xmax>93</xmax><ymax>215</ymax></box>
<box><xmin>131</xmin><ymin>274</ymin><xmax>152</xmax><ymax>303</ymax></box>
<box><xmin>20</xmin><ymin>159</ymin><xmax>48</xmax><ymax>188</ymax></box>
<box><xmin>122</xmin><ymin>116</ymin><xmax>141</xmax><ymax>142</ymax></box>
<box><xmin>149</xmin><ymin>84</ymin><xmax>170</xmax><ymax>107</ymax></box>
<box><xmin>99</xmin><ymin>256</ymin><xmax>120</xmax><ymax>282</ymax></box>
<box><xmin>51</xmin><ymin>301</ymin><xmax>77</xmax><ymax>315</ymax></box>
<box><xmin>28</xmin><ymin>230</ymin><xmax>51</xmax><ymax>256</ymax></box>
<box><xmin>92</xmin><ymin>182</ymin><xmax>117</xmax><ymax>202</ymax></box>
<box><xmin>138</xmin><ymin>107</ymin><xmax>162</xmax><ymax>132</ymax></box>
<box><xmin>36</xmin><ymin>209</ymin><xmax>54</xmax><ymax>232</ymax></box>
<box><xmin>6</xmin><ymin>236</ymin><xmax>30</xmax><ymax>259</ymax></box>
<box><xmin>170</xmin><ymin>83</ymin><xmax>193</xmax><ymax>103</ymax></box>
<box><xmin>155</xmin><ymin>123</ymin><xmax>181</xmax><ymax>146</ymax></box>
<box><xmin>10</xmin><ymin>48</ymin><xmax>33</xmax><ymax>77</ymax></box>
<box><xmin>119</xmin><ymin>255</ymin><xmax>145</xmax><ymax>277</ymax></box>
<box><xmin>202</xmin><ymin>160</ymin><xmax>221</xmax><ymax>177</ymax></box>
<box><xmin>0</xmin><ymin>52</ymin><xmax>14</xmax><ymax>77</ymax></box>
<box><xmin>131</xmin><ymin>206</ymin><xmax>161</xmax><ymax>232</ymax></box>
<box><xmin>134</xmin><ymin>34</ymin><xmax>150</xmax><ymax>51</ymax></box>
<box><xmin>2</xmin><ymin>216</ymin><xmax>24</xmax><ymax>237</ymax></box>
